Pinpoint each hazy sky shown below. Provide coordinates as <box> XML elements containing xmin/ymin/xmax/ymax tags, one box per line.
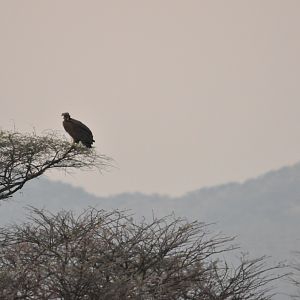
<box><xmin>1</xmin><ymin>1</ymin><xmax>300</xmax><ymax>196</ymax></box>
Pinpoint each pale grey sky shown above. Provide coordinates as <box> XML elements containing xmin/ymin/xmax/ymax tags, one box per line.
<box><xmin>1</xmin><ymin>1</ymin><xmax>300</xmax><ymax>196</ymax></box>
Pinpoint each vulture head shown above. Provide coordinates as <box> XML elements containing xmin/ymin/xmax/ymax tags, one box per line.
<box><xmin>61</xmin><ymin>112</ymin><xmax>95</xmax><ymax>148</ymax></box>
<box><xmin>62</xmin><ymin>112</ymin><xmax>71</xmax><ymax>121</ymax></box>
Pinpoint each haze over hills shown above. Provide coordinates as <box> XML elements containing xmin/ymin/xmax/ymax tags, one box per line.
<box><xmin>1</xmin><ymin>163</ymin><xmax>300</xmax><ymax>298</ymax></box>
<box><xmin>1</xmin><ymin>162</ymin><xmax>300</xmax><ymax>259</ymax></box>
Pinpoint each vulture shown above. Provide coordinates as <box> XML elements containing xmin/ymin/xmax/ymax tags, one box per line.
<box><xmin>62</xmin><ymin>112</ymin><xmax>95</xmax><ymax>148</ymax></box>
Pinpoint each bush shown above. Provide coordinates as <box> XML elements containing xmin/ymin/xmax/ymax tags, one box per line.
<box><xmin>0</xmin><ymin>208</ymin><xmax>281</xmax><ymax>300</ymax></box>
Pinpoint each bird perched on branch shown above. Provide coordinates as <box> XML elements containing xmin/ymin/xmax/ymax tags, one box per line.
<box><xmin>61</xmin><ymin>112</ymin><xmax>95</xmax><ymax>148</ymax></box>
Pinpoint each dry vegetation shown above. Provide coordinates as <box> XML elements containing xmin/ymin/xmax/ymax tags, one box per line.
<box><xmin>0</xmin><ymin>130</ymin><xmax>112</xmax><ymax>200</ymax></box>
<box><xmin>0</xmin><ymin>208</ymin><xmax>282</xmax><ymax>300</ymax></box>
<box><xmin>0</xmin><ymin>130</ymin><xmax>286</xmax><ymax>299</ymax></box>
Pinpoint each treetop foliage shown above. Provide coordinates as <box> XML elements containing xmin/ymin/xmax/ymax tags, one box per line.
<box><xmin>0</xmin><ymin>129</ymin><xmax>287</xmax><ymax>299</ymax></box>
<box><xmin>0</xmin><ymin>208</ymin><xmax>282</xmax><ymax>300</ymax></box>
<box><xmin>0</xmin><ymin>130</ymin><xmax>112</xmax><ymax>200</ymax></box>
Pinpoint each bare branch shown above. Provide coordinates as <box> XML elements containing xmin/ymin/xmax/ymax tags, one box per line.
<box><xmin>0</xmin><ymin>130</ymin><xmax>113</xmax><ymax>200</ymax></box>
<box><xmin>0</xmin><ymin>208</ymin><xmax>283</xmax><ymax>299</ymax></box>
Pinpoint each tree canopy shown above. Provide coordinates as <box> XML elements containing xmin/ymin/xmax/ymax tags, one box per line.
<box><xmin>0</xmin><ymin>208</ymin><xmax>282</xmax><ymax>300</ymax></box>
<box><xmin>0</xmin><ymin>130</ymin><xmax>111</xmax><ymax>201</ymax></box>
<box><xmin>0</xmin><ymin>129</ymin><xmax>286</xmax><ymax>299</ymax></box>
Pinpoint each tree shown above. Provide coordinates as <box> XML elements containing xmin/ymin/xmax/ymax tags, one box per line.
<box><xmin>0</xmin><ymin>208</ymin><xmax>282</xmax><ymax>300</ymax></box>
<box><xmin>0</xmin><ymin>130</ymin><xmax>112</xmax><ymax>201</ymax></box>
<box><xmin>0</xmin><ymin>129</ymin><xmax>284</xmax><ymax>299</ymax></box>
<box><xmin>290</xmin><ymin>253</ymin><xmax>300</xmax><ymax>299</ymax></box>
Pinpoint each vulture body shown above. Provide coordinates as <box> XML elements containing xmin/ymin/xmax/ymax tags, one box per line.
<box><xmin>62</xmin><ymin>112</ymin><xmax>95</xmax><ymax>148</ymax></box>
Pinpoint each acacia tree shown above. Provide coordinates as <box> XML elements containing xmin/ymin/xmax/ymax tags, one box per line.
<box><xmin>0</xmin><ymin>208</ymin><xmax>282</xmax><ymax>300</ymax></box>
<box><xmin>0</xmin><ymin>130</ymin><xmax>111</xmax><ymax>200</ymax></box>
<box><xmin>290</xmin><ymin>254</ymin><xmax>300</xmax><ymax>299</ymax></box>
<box><xmin>0</xmin><ymin>129</ymin><xmax>284</xmax><ymax>299</ymax></box>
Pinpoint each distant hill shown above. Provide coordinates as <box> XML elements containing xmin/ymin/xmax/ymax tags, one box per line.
<box><xmin>1</xmin><ymin>163</ymin><xmax>300</xmax><ymax>298</ymax></box>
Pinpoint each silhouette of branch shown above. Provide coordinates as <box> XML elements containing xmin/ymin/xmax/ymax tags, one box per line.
<box><xmin>0</xmin><ymin>130</ymin><xmax>112</xmax><ymax>200</ymax></box>
<box><xmin>0</xmin><ymin>208</ymin><xmax>284</xmax><ymax>299</ymax></box>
